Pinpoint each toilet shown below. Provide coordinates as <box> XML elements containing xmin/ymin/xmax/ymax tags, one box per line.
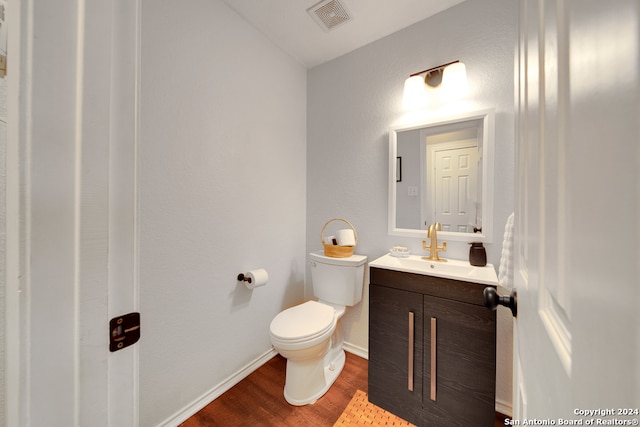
<box><xmin>269</xmin><ymin>251</ymin><xmax>367</xmax><ymax>406</ymax></box>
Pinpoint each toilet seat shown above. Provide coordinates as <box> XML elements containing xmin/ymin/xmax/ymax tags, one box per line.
<box><xmin>270</xmin><ymin>301</ymin><xmax>336</xmax><ymax>345</ymax></box>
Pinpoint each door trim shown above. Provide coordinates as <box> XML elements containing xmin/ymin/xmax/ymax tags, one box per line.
<box><xmin>107</xmin><ymin>0</ymin><xmax>142</xmax><ymax>425</ymax></box>
<box><xmin>5</xmin><ymin>0</ymin><xmax>25</xmax><ymax>424</ymax></box>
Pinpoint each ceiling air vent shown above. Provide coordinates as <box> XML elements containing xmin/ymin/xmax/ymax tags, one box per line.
<box><xmin>307</xmin><ymin>0</ymin><xmax>353</xmax><ymax>32</ymax></box>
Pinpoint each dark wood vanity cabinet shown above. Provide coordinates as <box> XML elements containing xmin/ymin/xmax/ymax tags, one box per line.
<box><xmin>368</xmin><ymin>267</ymin><xmax>496</xmax><ymax>426</ymax></box>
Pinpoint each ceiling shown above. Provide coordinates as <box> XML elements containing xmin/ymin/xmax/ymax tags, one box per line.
<box><xmin>221</xmin><ymin>0</ymin><xmax>467</xmax><ymax>68</ymax></box>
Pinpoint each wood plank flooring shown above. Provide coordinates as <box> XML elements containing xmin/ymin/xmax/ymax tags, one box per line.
<box><xmin>182</xmin><ymin>352</ymin><xmax>508</xmax><ymax>426</ymax></box>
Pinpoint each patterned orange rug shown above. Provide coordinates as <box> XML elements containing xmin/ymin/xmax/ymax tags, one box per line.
<box><xmin>333</xmin><ymin>390</ymin><xmax>416</xmax><ymax>426</ymax></box>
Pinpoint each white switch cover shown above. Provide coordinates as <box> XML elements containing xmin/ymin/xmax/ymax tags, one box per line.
<box><xmin>408</xmin><ymin>186</ymin><xmax>418</xmax><ymax>196</ymax></box>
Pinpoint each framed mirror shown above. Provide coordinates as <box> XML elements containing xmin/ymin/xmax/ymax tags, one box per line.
<box><xmin>388</xmin><ymin>109</ymin><xmax>495</xmax><ymax>242</ymax></box>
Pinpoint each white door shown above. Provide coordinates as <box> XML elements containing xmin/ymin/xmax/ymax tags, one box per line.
<box><xmin>513</xmin><ymin>0</ymin><xmax>640</xmax><ymax>422</ymax></box>
<box><xmin>6</xmin><ymin>0</ymin><xmax>140</xmax><ymax>425</ymax></box>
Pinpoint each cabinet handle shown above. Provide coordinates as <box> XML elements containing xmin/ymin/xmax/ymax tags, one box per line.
<box><xmin>408</xmin><ymin>311</ymin><xmax>414</xmax><ymax>392</ymax></box>
<box><xmin>430</xmin><ymin>317</ymin><xmax>437</xmax><ymax>401</ymax></box>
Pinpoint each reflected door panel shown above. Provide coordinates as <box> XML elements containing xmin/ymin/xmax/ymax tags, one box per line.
<box><xmin>434</xmin><ymin>146</ymin><xmax>478</xmax><ymax>232</ymax></box>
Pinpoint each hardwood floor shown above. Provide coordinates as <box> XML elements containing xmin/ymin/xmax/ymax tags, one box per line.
<box><xmin>181</xmin><ymin>353</ymin><xmax>367</xmax><ymax>427</ymax></box>
<box><xmin>182</xmin><ymin>352</ymin><xmax>508</xmax><ymax>426</ymax></box>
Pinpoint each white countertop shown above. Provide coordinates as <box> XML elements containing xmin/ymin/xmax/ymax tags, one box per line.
<box><xmin>369</xmin><ymin>253</ymin><xmax>499</xmax><ymax>286</ymax></box>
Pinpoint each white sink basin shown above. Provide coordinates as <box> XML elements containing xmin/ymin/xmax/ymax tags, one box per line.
<box><xmin>369</xmin><ymin>253</ymin><xmax>498</xmax><ymax>285</ymax></box>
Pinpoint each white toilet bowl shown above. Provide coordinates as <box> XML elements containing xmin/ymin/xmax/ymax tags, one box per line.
<box><xmin>270</xmin><ymin>251</ymin><xmax>366</xmax><ymax>406</ymax></box>
<box><xmin>269</xmin><ymin>300</ymin><xmax>346</xmax><ymax>405</ymax></box>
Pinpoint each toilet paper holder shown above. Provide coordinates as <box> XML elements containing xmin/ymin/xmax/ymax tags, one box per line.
<box><xmin>237</xmin><ymin>269</ymin><xmax>269</xmax><ymax>289</ymax></box>
<box><xmin>237</xmin><ymin>273</ymin><xmax>252</xmax><ymax>283</ymax></box>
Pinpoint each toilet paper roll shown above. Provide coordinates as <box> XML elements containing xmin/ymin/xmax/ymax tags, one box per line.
<box><xmin>245</xmin><ymin>269</ymin><xmax>269</xmax><ymax>289</ymax></box>
<box><xmin>324</xmin><ymin>235</ymin><xmax>337</xmax><ymax>245</ymax></box>
<box><xmin>336</xmin><ymin>229</ymin><xmax>356</xmax><ymax>246</ymax></box>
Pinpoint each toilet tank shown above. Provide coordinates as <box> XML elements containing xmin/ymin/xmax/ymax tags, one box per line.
<box><xmin>309</xmin><ymin>251</ymin><xmax>368</xmax><ymax>306</ymax></box>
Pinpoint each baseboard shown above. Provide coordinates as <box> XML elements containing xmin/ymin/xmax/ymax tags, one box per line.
<box><xmin>496</xmin><ymin>397</ymin><xmax>513</xmax><ymax>417</ymax></box>
<box><xmin>157</xmin><ymin>348</ymin><xmax>278</xmax><ymax>427</ymax></box>
<box><xmin>343</xmin><ymin>341</ymin><xmax>368</xmax><ymax>360</ymax></box>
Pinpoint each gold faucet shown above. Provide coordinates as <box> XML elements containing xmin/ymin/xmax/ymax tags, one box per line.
<box><xmin>422</xmin><ymin>222</ymin><xmax>447</xmax><ymax>262</ymax></box>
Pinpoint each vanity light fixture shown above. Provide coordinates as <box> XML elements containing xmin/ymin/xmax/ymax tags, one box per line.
<box><xmin>402</xmin><ymin>60</ymin><xmax>468</xmax><ymax>110</ymax></box>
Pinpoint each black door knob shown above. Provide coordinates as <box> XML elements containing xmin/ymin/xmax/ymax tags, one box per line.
<box><xmin>483</xmin><ymin>287</ymin><xmax>517</xmax><ymax>318</ymax></box>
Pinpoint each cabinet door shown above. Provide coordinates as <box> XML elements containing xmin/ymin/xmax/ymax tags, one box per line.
<box><xmin>424</xmin><ymin>295</ymin><xmax>496</xmax><ymax>426</ymax></box>
<box><xmin>368</xmin><ymin>284</ymin><xmax>424</xmax><ymax>425</ymax></box>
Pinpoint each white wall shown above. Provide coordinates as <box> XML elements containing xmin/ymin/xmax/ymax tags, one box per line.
<box><xmin>307</xmin><ymin>0</ymin><xmax>516</xmax><ymax>412</ymax></box>
<box><xmin>138</xmin><ymin>1</ymin><xmax>306</xmax><ymax>425</ymax></box>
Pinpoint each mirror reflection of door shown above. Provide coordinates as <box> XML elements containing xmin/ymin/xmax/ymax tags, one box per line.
<box><xmin>421</xmin><ymin>127</ymin><xmax>481</xmax><ymax>232</ymax></box>
<box><xmin>430</xmin><ymin>143</ymin><xmax>479</xmax><ymax>232</ymax></box>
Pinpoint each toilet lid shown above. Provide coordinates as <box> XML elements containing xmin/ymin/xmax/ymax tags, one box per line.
<box><xmin>270</xmin><ymin>301</ymin><xmax>335</xmax><ymax>341</ymax></box>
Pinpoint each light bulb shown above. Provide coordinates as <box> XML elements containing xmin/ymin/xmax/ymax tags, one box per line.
<box><xmin>441</xmin><ymin>62</ymin><xmax>468</xmax><ymax>101</ymax></box>
<box><xmin>402</xmin><ymin>75</ymin><xmax>428</xmax><ymax>110</ymax></box>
